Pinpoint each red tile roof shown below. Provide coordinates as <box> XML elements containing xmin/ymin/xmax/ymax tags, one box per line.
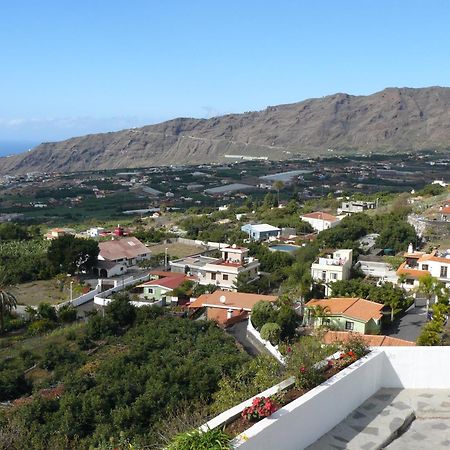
<box><xmin>323</xmin><ymin>331</ymin><xmax>416</xmax><ymax>347</ymax></box>
<box><xmin>139</xmin><ymin>275</ymin><xmax>195</xmax><ymax>290</ymax></box>
<box><xmin>306</xmin><ymin>297</ymin><xmax>384</xmax><ymax>322</ymax></box>
<box><xmin>189</xmin><ymin>290</ymin><xmax>277</xmax><ymax>311</ymax></box>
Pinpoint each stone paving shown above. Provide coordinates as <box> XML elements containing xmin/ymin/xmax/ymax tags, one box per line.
<box><xmin>306</xmin><ymin>388</ymin><xmax>450</xmax><ymax>450</ymax></box>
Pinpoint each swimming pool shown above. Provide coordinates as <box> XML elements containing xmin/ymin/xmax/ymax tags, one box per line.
<box><xmin>269</xmin><ymin>244</ymin><xmax>301</xmax><ymax>253</ymax></box>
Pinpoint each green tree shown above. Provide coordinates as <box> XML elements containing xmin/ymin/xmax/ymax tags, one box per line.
<box><xmin>260</xmin><ymin>322</ymin><xmax>281</xmax><ymax>344</ymax></box>
<box><xmin>0</xmin><ymin>270</ymin><xmax>17</xmax><ymax>334</ymax></box>
<box><xmin>418</xmin><ymin>274</ymin><xmax>443</xmax><ymax>315</ymax></box>
<box><xmin>251</xmin><ymin>300</ymin><xmax>276</xmax><ymax>330</ymax></box>
<box><xmin>273</xmin><ymin>180</ymin><xmax>284</xmax><ymax>205</ymax></box>
<box><xmin>47</xmin><ymin>235</ymin><xmax>99</xmax><ymax>274</ymax></box>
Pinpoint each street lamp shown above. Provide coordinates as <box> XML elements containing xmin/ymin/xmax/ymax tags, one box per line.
<box><xmin>69</xmin><ymin>280</ymin><xmax>74</xmax><ymax>304</ymax></box>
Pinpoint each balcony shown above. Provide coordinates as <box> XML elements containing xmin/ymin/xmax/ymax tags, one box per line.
<box><xmin>201</xmin><ymin>347</ymin><xmax>450</xmax><ymax>449</ymax></box>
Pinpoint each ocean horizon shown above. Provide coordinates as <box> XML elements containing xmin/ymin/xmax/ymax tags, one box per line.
<box><xmin>0</xmin><ymin>141</ymin><xmax>39</xmax><ymax>156</ymax></box>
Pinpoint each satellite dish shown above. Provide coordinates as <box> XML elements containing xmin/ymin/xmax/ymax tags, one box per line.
<box><xmin>220</xmin><ymin>295</ymin><xmax>226</xmax><ymax>304</ymax></box>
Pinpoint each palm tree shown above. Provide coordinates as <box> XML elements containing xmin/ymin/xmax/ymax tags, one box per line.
<box><xmin>307</xmin><ymin>304</ymin><xmax>331</xmax><ymax>327</ymax></box>
<box><xmin>0</xmin><ymin>285</ymin><xmax>17</xmax><ymax>335</ymax></box>
<box><xmin>397</xmin><ymin>273</ymin><xmax>407</xmax><ymax>291</ymax></box>
<box><xmin>273</xmin><ymin>180</ymin><xmax>284</xmax><ymax>206</ymax></box>
<box><xmin>418</xmin><ymin>274</ymin><xmax>443</xmax><ymax>316</ymax></box>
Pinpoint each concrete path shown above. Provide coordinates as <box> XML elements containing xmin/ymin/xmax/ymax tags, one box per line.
<box><xmin>384</xmin><ymin>298</ymin><xmax>428</xmax><ymax>342</ymax></box>
<box><xmin>306</xmin><ymin>388</ymin><xmax>450</xmax><ymax>450</ymax></box>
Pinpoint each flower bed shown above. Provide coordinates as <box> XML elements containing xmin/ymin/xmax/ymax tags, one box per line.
<box><xmin>224</xmin><ymin>347</ymin><xmax>366</xmax><ymax>439</ymax></box>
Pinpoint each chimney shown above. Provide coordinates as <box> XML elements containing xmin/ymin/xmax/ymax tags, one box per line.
<box><xmin>227</xmin><ymin>308</ymin><xmax>233</xmax><ymax>320</ymax></box>
<box><xmin>408</xmin><ymin>243</ymin><xmax>413</xmax><ymax>254</ymax></box>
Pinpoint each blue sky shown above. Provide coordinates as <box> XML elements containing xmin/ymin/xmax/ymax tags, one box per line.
<box><xmin>1</xmin><ymin>0</ymin><xmax>450</xmax><ymax>149</ymax></box>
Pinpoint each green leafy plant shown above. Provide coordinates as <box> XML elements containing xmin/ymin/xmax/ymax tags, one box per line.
<box><xmin>167</xmin><ymin>427</ymin><xmax>231</xmax><ymax>450</ymax></box>
<box><xmin>260</xmin><ymin>322</ymin><xmax>281</xmax><ymax>344</ymax></box>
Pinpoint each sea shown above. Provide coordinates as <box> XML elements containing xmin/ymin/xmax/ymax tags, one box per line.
<box><xmin>0</xmin><ymin>141</ymin><xmax>39</xmax><ymax>157</ymax></box>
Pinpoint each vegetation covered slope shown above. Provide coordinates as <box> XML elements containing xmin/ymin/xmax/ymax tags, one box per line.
<box><xmin>0</xmin><ymin>301</ymin><xmax>249</xmax><ymax>450</ymax></box>
<box><xmin>1</xmin><ymin>86</ymin><xmax>450</xmax><ymax>174</ymax></box>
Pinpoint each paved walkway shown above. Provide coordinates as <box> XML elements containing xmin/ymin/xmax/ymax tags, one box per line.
<box><xmin>307</xmin><ymin>388</ymin><xmax>450</xmax><ymax>450</ymax></box>
<box><xmin>384</xmin><ymin>298</ymin><xmax>428</xmax><ymax>342</ymax></box>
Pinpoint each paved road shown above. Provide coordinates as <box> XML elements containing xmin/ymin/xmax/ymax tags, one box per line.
<box><xmin>226</xmin><ymin>320</ymin><xmax>260</xmax><ymax>357</ymax></box>
<box><xmin>384</xmin><ymin>298</ymin><xmax>428</xmax><ymax>342</ymax></box>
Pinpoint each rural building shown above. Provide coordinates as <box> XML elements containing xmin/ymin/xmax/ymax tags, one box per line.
<box><xmin>241</xmin><ymin>223</ymin><xmax>281</xmax><ymax>241</ymax></box>
<box><xmin>137</xmin><ymin>275</ymin><xmax>196</xmax><ymax>304</ymax></box>
<box><xmin>300</xmin><ymin>211</ymin><xmax>341</xmax><ymax>232</ymax></box>
<box><xmin>189</xmin><ymin>290</ymin><xmax>277</xmax><ymax>327</ymax></box>
<box><xmin>98</xmin><ymin>236</ymin><xmax>151</xmax><ymax>267</ymax></box>
<box><xmin>338</xmin><ymin>200</ymin><xmax>376</xmax><ymax>215</ymax></box>
<box><xmin>170</xmin><ymin>244</ymin><xmax>260</xmax><ymax>291</ymax></box>
<box><xmin>310</xmin><ymin>249</ymin><xmax>353</xmax><ymax>296</ymax></box>
<box><xmin>304</xmin><ymin>297</ymin><xmax>384</xmax><ymax>334</ymax></box>
<box><xmin>440</xmin><ymin>205</ymin><xmax>450</xmax><ymax>221</ymax></box>
<box><xmin>93</xmin><ymin>260</ymin><xmax>127</xmax><ymax>278</ymax></box>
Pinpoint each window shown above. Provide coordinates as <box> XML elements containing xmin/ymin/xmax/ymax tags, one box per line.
<box><xmin>147</xmin><ymin>288</ymin><xmax>154</xmax><ymax>294</ymax></box>
<box><xmin>321</xmin><ymin>271</ymin><xmax>327</xmax><ymax>281</ymax></box>
<box><xmin>322</xmin><ymin>318</ymin><xmax>331</xmax><ymax>326</ymax></box>
<box><xmin>345</xmin><ymin>321</ymin><xmax>354</xmax><ymax>330</ymax></box>
<box><xmin>422</xmin><ymin>264</ymin><xmax>429</xmax><ymax>271</ymax></box>
<box><xmin>211</xmin><ymin>273</ymin><xmax>216</xmax><ymax>281</ymax></box>
<box><xmin>223</xmin><ymin>274</ymin><xmax>229</xmax><ymax>281</ymax></box>
<box><xmin>406</xmin><ymin>279</ymin><xmax>414</xmax><ymax>285</ymax></box>
<box><xmin>331</xmin><ymin>273</ymin><xmax>337</xmax><ymax>280</ymax></box>
<box><xmin>441</xmin><ymin>266</ymin><xmax>448</xmax><ymax>278</ymax></box>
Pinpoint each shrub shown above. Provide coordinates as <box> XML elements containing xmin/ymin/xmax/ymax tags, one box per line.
<box><xmin>260</xmin><ymin>323</ymin><xmax>281</xmax><ymax>344</ymax></box>
<box><xmin>275</xmin><ymin>304</ymin><xmax>299</xmax><ymax>341</ymax></box>
<box><xmin>251</xmin><ymin>301</ymin><xmax>276</xmax><ymax>330</ymax></box>
<box><xmin>27</xmin><ymin>318</ymin><xmax>57</xmax><ymax>335</ymax></box>
<box><xmin>167</xmin><ymin>428</ymin><xmax>231</xmax><ymax>450</ymax></box>
<box><xmin>58</xmin><ymin>305</ymin><xmax>78</xmax><ymax>323</ymax></box>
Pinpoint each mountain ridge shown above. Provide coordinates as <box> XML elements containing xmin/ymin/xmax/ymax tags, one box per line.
<box><xmin>2</xmin><ymin>86</ymin><xmax>450</xmax><ymax>174</ymax></box>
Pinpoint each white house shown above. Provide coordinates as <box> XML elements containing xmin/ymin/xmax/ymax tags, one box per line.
<box><xmin>300</xmin><ymin>211</ymin><xmax>341</xmax><ymax>232</ymax></box>
<box><xmin>98</xmin><ymin>237</ymin><xmax>151</xmax><ymax>267</ymax></box>
<box><xmin>397</xmin><ymin>249</ymin><xmax>450</xmax><ymax>290</ymax></box>
<box><xmin>241</xmin><ymin>223</ymin><xmax>281</xmax><ymax>241</ymax></box>
<box><xmin>357</xmin><ymin>255</ymin><xmax>398</xmax><ymax>284</ymax></box>
<box><xmin>170</xmin><ymin>244</ymin><xmax>260</xmax><ymax>291</ymax></box>
<box><xmin>311</xmin><ymin>249</ymin><xmax>353</xmax><ymax>296</ymax></box>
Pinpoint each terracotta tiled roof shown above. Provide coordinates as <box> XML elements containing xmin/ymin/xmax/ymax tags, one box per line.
<box><xmin>441</xmin><ymin>205</ymin><xmax>450</xmax><ymax>214</ymax></box>
<box><xmin>305</xmin><ymin>297</ymin><xmax>384</xmax><ymax>322</ymax></box>
<box><xmin>301</xmin><ymin>211</ymin><xmax>338</xmax><ymax>221</ymax></box>
<box><xmin>418</xmin><ymin>255</ymin><xmax>450</xmax><ymax>264</ymax></box>
<box><xmin>322</xmin><ymin>331</ymin><xmax>416</xmax><ymax>347</ymax></box>
<box><xmin>138</xmin><ymin>275</ymin><xmax>196</xmax><ymax>290</ymax></box>
<box><xmin>189</xmin><ymin>290</ymin><xmax>277</xmax><ymax>311</ymax></box>
<box><xmin>99</xmin><ymin>237</ymin><xmax>150</xmax><ymax>261</ymax></box>
<box><xmin>396</xmin><ymin>262</ymin><xmax>430</xmax><ymax>278</ymax></box>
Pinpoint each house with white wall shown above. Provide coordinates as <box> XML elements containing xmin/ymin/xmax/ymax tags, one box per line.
<box><xmin>397</xmin><ymin>249</ymin><xmax>450</xmax><ymax>290</ymax></box>
<box><xmin>170</xmin><ymin>245</ymin><xmax>259</xmax><ymax>291</ymax></box>
<box><xmin>241</xmin><ymin>223</ymin><xmax>281</xmax><ymax>241</ymax></box>
<box><xmin>300</xmin><ymin>211</ymin><xmax>341</xmax><ymax>232</ymax></box>
<box><xmin>310</xmin><ymin>249</ymin><xmax>352</xmax><ymax>296</ymax></box>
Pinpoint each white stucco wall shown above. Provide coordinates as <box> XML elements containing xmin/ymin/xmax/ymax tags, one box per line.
<box><xmin>207</xmin><ymin>347</ymin><xmax>450</xmax><ymax>449</ymax></box>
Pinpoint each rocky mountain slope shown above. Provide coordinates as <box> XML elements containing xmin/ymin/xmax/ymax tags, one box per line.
<box><xmin>2</xmin><ymin>87</ymin><xmax>450</xmax><ymax>174</ymax></box>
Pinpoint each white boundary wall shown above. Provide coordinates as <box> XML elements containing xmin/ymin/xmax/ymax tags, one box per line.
<box><xmin>199</xmin><ymin>347</ymin><xmax>450</xmax><ymax>449</ymax></box>
<box><xmin>247</xmin><ymin>319</ymin><xmax>285</xmax><ymax>364</ymax></box>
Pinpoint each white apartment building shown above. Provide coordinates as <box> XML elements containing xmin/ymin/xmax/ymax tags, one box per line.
<box><xmin>170</xmin><ymin>245</ymin><xmax>260</xmax><ymax>291</ymax></box>
<box><xmin>300</xmin><ymin>211</ymin><xmax>341</xmax><ymax>232</ymax></box>
<box><xmin>311</xmin><ymin>249</ymin><xmax>353</xmax><ymax>296</ymax></box>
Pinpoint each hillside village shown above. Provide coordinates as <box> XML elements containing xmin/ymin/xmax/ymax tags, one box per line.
<box><xmin>0</xmin><ymin>162</ymin><xmax>449</xmax><ymax>449</ymax></box>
